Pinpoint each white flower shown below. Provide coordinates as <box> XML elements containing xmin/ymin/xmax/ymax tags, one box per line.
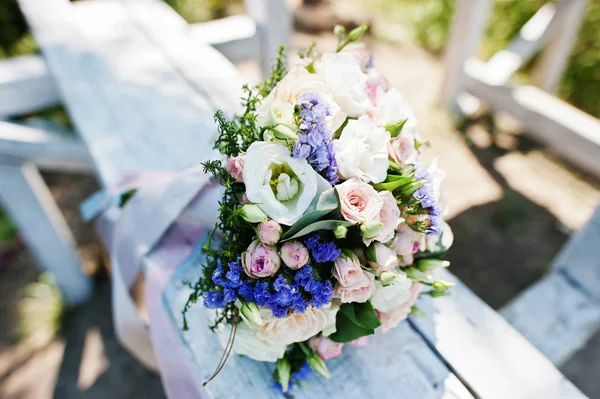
<box><xmin>243</xmin><ymin>142</ymin><xmax>318</xmax><ymax>225</ymax></box>
<box><xmin>256</xmin><ymin>303</ymin><xmax>339</xmax><ymax>346</ymax></box>
<box><xmin>317</xmin><ymin>52</ymin><xmax>372</xmax><ymax>117</ymax></box>
<box><xmin>369</xmin><ymin>87</ymin><xmax>417</xmax><ymax>137</ymax></box>
<box><xmin>222</xmin><ymin>321</ymin><xmax>287</xmax><ymax>363</ymax></box>
<box><xmin>334</xmin><ymin>116</ymin><xmax>390</xmax><ymax>183</ymax></box>
<box><xmin>370</xmin><ymin>268</ymin><xmax>413</xmax><ymax>313</ymax></box>
<box><xmin>257</xmin><ymin>66</ymin><xmax>346</xmax><ymax>133</ymax></box>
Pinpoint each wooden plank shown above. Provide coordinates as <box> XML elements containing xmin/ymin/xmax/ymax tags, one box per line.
<box><xmin>18</xmin><ymin>0</ymin><xmax>238</xmax><ymax>186</ymax></box>
<box><xmin>440</xmin><ymin>0</ymin><xmax>493</xmax><ymax>115</ymax></box>
<box><xmin>0</xmin><ymin>55</ymin><xmax>60</xmax><ymax>118</ymax></box>
<box><xmin>0</xmin><ymin>120</ymin><xmax>92</xmax><ymax>172</ymax></box>
<box><xmin>0</xmin><ymin>161</ymin><xmax>92</xmax><ymax>303</ymax></box>
<box><xmin>163</xmin><ymin>246</ymin><xmax>475</xmax><ymax>399</ymax></box>
<box><xmin>502</xmin><ymin>206</ymin><xmax>600</xmax><ymax>365</ymax></box>
<box><xmin>533</xmin><ymin>0</ymin><xmax>588</xmax><ymax>92</ymax></box>
<box><xmin>463</xmin><ymin>58</ymin><xmax>600</xmax><ymax>178</ymax></box>
<box><xmin>410</xmin><ymin>269</ymin><xmax>586</xmax><ymax>399</ymax></box>
<box><xmin>189</xmin><ymin>15</ymin><xmax>260</xmax><ymax>63</ymax></box>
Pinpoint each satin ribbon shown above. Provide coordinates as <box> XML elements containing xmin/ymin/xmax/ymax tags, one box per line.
<box><xmin>92</xmin><ymin>164</ymin><xmax>223</xmax><ymax>397</ymax></box>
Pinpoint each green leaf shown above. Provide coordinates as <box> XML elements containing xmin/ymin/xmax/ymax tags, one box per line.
<box><xmin>119</xmin><ymin>189</ymin><xmax>137</xmax><ymax>208</ymax></box>
<box><xmin>374</xmin><ymin>176</ymin><xmax>414</xmax><ymax>192</ymax></box>
<box><xmin>385</xmin><ymin>118</ymin><xmax>408</xmax><ymax>138</ymax></box>
<box><xmin>282</xmin><ymin>220</ymin><xmax>353</xmax><ymax>242</ymax></box>
<box><xmin>351</xmin><ymin>302</ymin><xmax>381</xmax><ymax>330</ymax></box>
<box><xmin>328</xmin><ymin>311</ymin><xmax>375</xmax><ymax>343</ymax></box>
<box><xmin>281</xmin><ymin>189</ymin><xmax>339</xmax><ymax>240</ymax></box>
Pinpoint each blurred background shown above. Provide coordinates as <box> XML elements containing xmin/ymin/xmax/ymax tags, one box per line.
<box><xmin>0</xmin><ymin>0</ymin><xmax>599</xmax><ymax>398</ymax></box>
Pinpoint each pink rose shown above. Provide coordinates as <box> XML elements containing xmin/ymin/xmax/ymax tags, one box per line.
<box><xmin>364</xmin><ymin>190</ymin><xmax>400</xmax><ymax>246</ymax></box>
<box><xmin>226</xmin><ymin>154</ymin><xmax>245</xmax><ymax>183</ymax></box>
<box><xmin>367</xmin><ymin>242</ymin><xmax>400</xmax><ymax>272</ymax></box>
<box><xmin>280</xmin><ymin>241</ymin><xmax>309</xmax><ymax>269</ymax></box>
<box><xmin>257</xmin><ymin>220</ymin><xmax>282</xmax><ymax>245</ymax></box>
<box><xmin>333</xmin><ymin>253</ymin><xmax>363</xmax><ymax>287</ymax></box>
<box><xmin>336</xmin><ymin>177</ymin><xmax>383</xmax><ymax>224</ymax></box>
<box><xmin>366</xmin><ymin>69</ymin><xmax>390</xmax><ymax>104</ymax></box>
<box><xmin>334</xmin><ymin>271</ymin><xmax>374</xmax><ymax>303</ymax></box>
<box><xmin>350</xmin><ymin>336</ymin><xmax>370</xmax><ymax>347</ymax></box>
<box><xmin>241</xmin><ymin>240</ymin><xmax>281</xmax><ymax>278</ymax></box>
<box><xmin>378</xmin><ymin>282</ymin><xmax>423</xmax><ymax>333</ymax></box>
<box><xmin>241</xmin><ymin>193</ymin><xmax>249</xmax><ymax>204</ymax></box>
<box><xmin>310</xmin><ymin>336</ymin><xmax>343</xmax><ymax>360</ymax></box>
<box><xmin>388</xmin><ymin>135</ymin><xmax>417</xmax><ymax>166</ymax></box>
<box><xmin>391</xmin><ymin>224</ymin><xmax>421</xmax><ymax>256</ymax></box>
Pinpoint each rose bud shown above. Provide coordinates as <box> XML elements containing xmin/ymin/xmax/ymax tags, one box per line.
<box><xmin>366</xmin><ymin>242</ymin><xmax>400</xmax><ymax>272</ymax></box>
<box><xmin>240</xmin><ymin>203</ymin><xmax>268</xmax><ymax>223</ymax></box>
<box><xmin>334</xmin><ymin>271</ymin><xmax>374</xmax><ymax>303</ymax></box>
<box><xmin>257</xmin><ymin>220</ymin><xmax>282</xmax><ymax>245</ymax></box>
<box><xmin>280</xmin><ymin>241</ymin><xmax>309</xmax><ymax>269</ymax></box>
<box><xmin>241</xmin><ymin>240</ymin><xmax>281</xmax><ymax>278</ymax></box>
<box><xmin>310</xmin><ymin>336</ymin><xmax>343</xmax><ymax>360</ymax></box>
<box><xmin>226</xmin><ymin>154</ymin><xmax>245</xmax><ymax>183</ymax></box>
<box><xmin>333</xmin><ymin>251</ymin><xmax>363</xmax><ymax>288</ymax></box>
<box><xmin>333</xmin><ymin>224</ymin><xmax>348</xmax><ymax>239</ymax></box>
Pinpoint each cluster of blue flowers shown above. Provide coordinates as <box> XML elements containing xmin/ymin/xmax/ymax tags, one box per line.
<box><xmin>292</xmin><ymin>92</ymin><xmax>339</xmax><ymax>185</ymax></box>
<box><xmin>412</xmin><ymin>163</ymin><xmax>443</xmax><ymax>235</ymax></box>
<box><xmin>304</xmin><ymin>234</ymin><xmax>341</xmax><ymax>263</ymax></box>
<box><xmin>273</xmin><ymin>362</ymin><xmax>312</xmax><ymax>393</ymax></box>
<box><xmin>204</xmin><ymin>260</ymin><xmax>334</xmax><ymax>318</ymax></box>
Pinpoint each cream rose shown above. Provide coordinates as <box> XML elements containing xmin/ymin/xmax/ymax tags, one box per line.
<box><xmin>257</xmin><ymin>66</ymin><xmax>346</xmax><ymax>133</ymax></box>
<box><xmin>334</xmin><ymin>116</ymin><xmax>390</xmax><ymax>183</ymax></box>
<box><xmin>378</xmin><ymin>282</ymin><xmax>423</xmax><ymax>333</ymax></box>
<box><xmin>367</xmin><ymin>242</ymin><xmax>400</xmax><ymax>273</ymax></box>
<box><xmin>243</xmin><ymin>142</ymin><xmax>319</xmax><ymax>225</ymax></box>
<box><xmin>370</xmin><ymin>268</ymin><xmax>413</xmax><ymax>313</ymax></box>
<box><xmin>316</xmin><ymin>52</ymin><xmax>372</xmax><ymax>117</ymax></box>
<box><xmin>336</xmin><ymin>177</ymin><xmax>384</xmax><ymax>224</ymax></box>
<box><xmin>224</xmin><ymin>320</ymin><xmax>287</xmax><ymax>362</ymax></box>
<box><xmin>334</xmin><ymin>271</ymin><xmax>374</xmax><ymax>303</ymax></box>
<box><xmin>256</xmin><ymin>303</ymin><xmax>339</xmax><ymax>346</ymax></box>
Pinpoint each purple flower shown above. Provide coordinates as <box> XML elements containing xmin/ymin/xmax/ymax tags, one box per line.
<box><xmin>305</xmin><ymin>235</ymin><xmax>341</xmax><ymax>263</ymax></box>
<box><xmin>412</xmin><ymin>162</ymin><xmax>443</xmax><ymax>235</ymax></box>
<box><xmin>254</xmin><ymin>281</ymin><xmax>271</xmax><ymax>307</ymax></box>
<box><xmin>204</xmin><ymin>291</ymin><xmax>226</xmax><ymax>309</ymax></box>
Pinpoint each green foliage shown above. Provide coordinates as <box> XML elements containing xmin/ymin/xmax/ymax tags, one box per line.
<box><xmin>182</xmin><ymin>47</ymin><xmax>288</xmax><ymax>331</ymax></box>
<box><xmin>329</xmin><ymin>302</ymin><xmax>381</xmax><ymax>343</ymax></box>
<box><xmin>0</xmin><ymin>209</ymin><xmax>18</xmax><ymax>242</ymax></box>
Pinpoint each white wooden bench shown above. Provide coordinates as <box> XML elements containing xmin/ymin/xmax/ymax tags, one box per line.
<box><xmin>0</xmin><ymin>0</ymin><xmax>289</xmax><ymax>304</ymax></box>
<box><xmin>1</xmin><ymin>0</ymin><xmax>590</xmax><ymax>397</ymax></box>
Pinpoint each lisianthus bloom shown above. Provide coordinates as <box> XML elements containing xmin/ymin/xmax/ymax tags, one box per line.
<box><xmin>370</xmin><ymin>268</ymin><xmax>412</xmax><ymax>313</ymax></box>
<box><xmin>280</xmin><ymin>241</ymin><xmax>310</xmax><ymax>269</ymax></box>
<box><xmin>310</xmin><ymin>336</ymin><xmax>343</xmax><ymax>360</ymax></box>
<box><xmin>255</xmin><ymin>303</ymin><xmax>339</xmax><ymax>346</ymax></box>
<box><xmin>242</xmin><ymin>240</ymin><xmax>281</xmax><ymax>278</ymax></box>
<box><xmin>336</xmin><ymin>177</ymin><xmax>383</xmax><ymax>224</ymax></box>
<box><xmin>258</xmin><ymin>220</ymin><xmax>282</xmax><ymax>245</ymax></box>
<box><xmin>367</xmin><ymin>242</ymin><xmax>400</xmax><ymax>273</ymax></box>
<box><xmin>391</xmin><ymin>224</ymin><xmax>422</xmax><ymax>257</ymax></box>
<box><xmin>378</xmin><ymin>282</ymin><xmax>423</xmax><ymax>333</ymax></box>
<box><xmin>226</xmin><ymin>153</ymin><xmax>245</xmax><ymax>183</ymax></box>
<box><xmin>334</xmin><ymin>270</ymin><xmax>374</xmax><ymax>303</ymax></box>
<box><xmin>334</xmin><ymin>116</ymin><xmax>390</xmax><ymax>184</ymax></box>
<box><xmin>243</xmin><ymin>142</ymin><xmax>319</xmax><ymax>225</ymax></box>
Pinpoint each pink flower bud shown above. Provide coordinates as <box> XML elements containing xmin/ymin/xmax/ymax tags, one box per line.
<box><xmin>350</xmin><ymin>336</ymin><xmax>370</xmax><ymax>347</ymax></box>
<box><xmin>366</xmin><ymin>242</ymin><xmax>400</xmax><ymax>273</ymax></box>
<box><xmin>242</xmin><ymin>240</ymin><xmax>281</xmax><ymax>278</ymax></box>
<box><xmin>333</xmin><ymin>253</ymin><xmax>363</xmax><ymax>287</ymax></box>
<box><xmin>257</xmin><ymin>220</ymin><xmax>282</xmax><ymax>245</ymax></box>
<box><xmin>280</xmin><ymin>241</ymin><xmax>309</xmax><ymax>269</ymax></box>
<box><xmin>226</xmin><ymin>154</ymin><xmax>245</xmax><ymax>183</ymax></box>
<box><xmin>310</xmin><ymin>336</ymin><xmax>343</xmax><ymax>360</ymax></box>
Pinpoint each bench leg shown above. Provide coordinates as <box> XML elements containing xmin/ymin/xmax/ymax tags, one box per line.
<box><xmin>0</xmin><ymin>161</ymin><xmax>92</xmax><ymax>304</ymax></box>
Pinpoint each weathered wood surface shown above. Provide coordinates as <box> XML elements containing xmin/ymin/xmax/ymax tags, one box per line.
<box><xmin>164</xmin><ymin>244</ymin><xmax>475</xmax><ymax>399</ymax></box>
<box><xmin>410</xmin><ymin>269</ymin><xmax>586</xmax><ymax>399</ymax></box>
<box><xmin>502</xmin><ymin>205</ymin><xmax>600</xmax><ymax>365</ymax></box>
<box><xmin>0</xmin><ymin>120</ymin><xmax>92</xmax><ymax>172</ymax></box>
<box><xmin>463</xmin><ymin>59</ymin><xmax>600</xmax><ymax>178</ymax></box>
<box><xmin>0</xmin><ymin>55</ymin><xmax>60</xmax><ymax>118</ymax></box>
<box><xmin>0</xmin><ymin>161</ymin><xmax>92</xmax><ymax>303</ymax></box>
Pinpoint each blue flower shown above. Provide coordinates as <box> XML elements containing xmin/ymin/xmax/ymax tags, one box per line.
<box><xmin>211</xmin><ymin>260</ymin><xmax>226</xmax><ymax>286</ymax></box>
<box><xmin>204</xmin><ymin>291</ymin><xmax>226</xmax><ymax>309</ymax></box>
<box><xmin>254</xmin><ymin>281</ymin><xmax>271</xmax><ymax>307</ymax></box>
<box><xmin>305</xmin><ymin>235</ymin><xmax>341</xmax><ymax>263</ymax></box>
<box><xmin>238</xmin><ymin>281</ymin><xmax>255</xmax><ymax>302</ymax></box>
<box><xmin>310</xmin><ymin>280</ymin><xmax>334</xmax><ymax>308</ymax></box>
<box><xmin>292</xmin><ymin>362</ymin><xmax>312</xmax><ymax>381</ymax></box>
<box><xmin>225</xmin><ymin>261</ymin><xmax>243</xmax><ymax>288</ymax></box>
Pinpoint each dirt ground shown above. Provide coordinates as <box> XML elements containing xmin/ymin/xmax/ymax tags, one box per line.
<box><xmin>1</xmin><ymin>32</ymin><xmax>599</xmax><ymax>399</ymax></box>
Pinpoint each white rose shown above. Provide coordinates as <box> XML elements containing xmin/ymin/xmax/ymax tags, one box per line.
<box><xmin>221</xmin><ymin>321</ymin><xmax>287</xmax><ymax>362</ymax></box>
<box><xmin>256</xmin><ymin>303</ymin><xmax>339</xmax><ymax>346</ymax></box>
<box><xmin>334</xmin><ymin>116</ymin><xmax>390</xmax><ymax>183</ymax></box>
<box><xmin>370</xmin><ymin>87</ymin><xmax>417</xmax><ymax>137</ymax></box>
<box><xmin>243</xmin><ymin>142</ymin><xmax>318</xmax><ymax>225</ymax></box>
<box><xmin>370</xmin><ymin>269</ymin><xmax>413</xmax><ymax>313</ymax></box>
<box><xmin>317</xmin><ymin>52</ymin><xmax>372</xmax><ymax>117</ymax></box>
<box><xmin>257</xmin><ymin>66</ymin><xmax>346</xmax><ymax>133</ymax></box>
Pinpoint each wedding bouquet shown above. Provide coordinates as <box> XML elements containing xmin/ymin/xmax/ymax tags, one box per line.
<box><xmin>183</xmin><ymin>25</ymin><xmax>453</xmax><ymax>392</ymax></box>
